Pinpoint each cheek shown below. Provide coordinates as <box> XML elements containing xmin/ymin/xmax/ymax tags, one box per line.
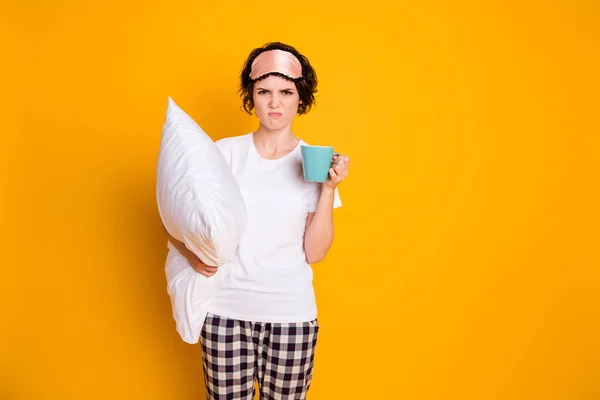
<box><xmin>253</xmin><ymin>95</ymin><xmax>266</xmax><ymax>111</ymax></box>
<box><xmin>286</xmin><ymin>96</ymin><xmax>301</xmax><ymax>109</ymax></box>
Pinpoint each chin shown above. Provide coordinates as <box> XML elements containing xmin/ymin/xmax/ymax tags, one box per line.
<box><xmin>263</xmin><ymin>119</ymin><xmax>288</xmax><ymax>129</ymax></box>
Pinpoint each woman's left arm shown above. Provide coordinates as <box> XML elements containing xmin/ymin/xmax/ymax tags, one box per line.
<box><xmin>304</xmin><ymin>155</ymin><xmax>350</xmax><ymax>264</ymax></box>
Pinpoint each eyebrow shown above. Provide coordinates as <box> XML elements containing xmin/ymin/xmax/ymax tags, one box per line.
<box><xmin>255</xmin><ymin>87</ymin><xmax>295</xmax><ymax>91</ymax></box>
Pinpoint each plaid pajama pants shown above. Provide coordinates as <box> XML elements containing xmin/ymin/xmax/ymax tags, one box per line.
<box><xmin>200</xmin><ymin>312</ymin><xmax>320</xmax><ymax>400</ymax></box>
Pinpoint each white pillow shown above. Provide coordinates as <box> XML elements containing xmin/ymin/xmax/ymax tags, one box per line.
<box><xmin>156</xmin><ymin>97</ymin><xmax>246</xmax><ymax>266</ymax></box>
<box><xmin>156</xmin><ymin>97</ymin><xmax>246</xmax><ymax>343</ymax></box>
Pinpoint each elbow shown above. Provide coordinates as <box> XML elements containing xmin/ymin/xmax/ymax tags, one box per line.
<box><xmin>305</xmin><ymin>248</ymin><xmax>330</xmax><ymax>264</ymax></box>
<box><xmin>304</xmin><ymin>236</ymin><xmax>334</xmax><ymax>264</ymax></box>
<box><xmin>306</xmin><ymin>254</ymin><xmax>325</xmax><ymax>264</ymax></box>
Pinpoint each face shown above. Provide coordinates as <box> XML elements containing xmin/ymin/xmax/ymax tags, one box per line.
<box><xmin>252</xmin><ymin>75</ymin><xmax>302</xmax><ymax>130</ymax></box>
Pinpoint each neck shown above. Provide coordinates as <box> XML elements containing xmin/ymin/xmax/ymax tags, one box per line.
<box><xmin>253</xmin><ymin>122</ymin><xmax>298</xmax><ymax>150</ymax></box>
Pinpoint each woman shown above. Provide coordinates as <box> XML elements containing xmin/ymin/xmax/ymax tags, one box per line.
<box><xmin>168</xmin><ymin>42</ymin><xmax>349</xmax><ymax>399</ymax></box>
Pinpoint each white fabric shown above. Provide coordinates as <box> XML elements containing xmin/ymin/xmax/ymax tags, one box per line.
<box><xmin>206</xmin><ymin>133</ymin><xmax>342</xmax><ymax>323</ymax></box>
<box><xmin>156</xmin><ymin>97</ymin><xmax>247</xmax><ymax>344</ymax></box>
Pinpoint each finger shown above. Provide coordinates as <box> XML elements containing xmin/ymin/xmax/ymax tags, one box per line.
<box><xmin>335</xmin><ymin>161</ymin><xmax>347</xmax><ymax>171</ymax></box>
<box><xmin>196</xmin><ymin>264</ymin><xmax>217</xmax><ymax>273</ymax></box>
<box><xmin>334</xmin><ymin>164</ymin><xmax>344</xmax><ymax>174</ymax></box>
<box><xmin>329</xmin><ymin>168</ymin><xmax>337</xmax><ymax>179</ymax></box>
<box><xmin>335</xmin><ymin>166</ymin><xmax>348</xmax><ymax>180</ymax></box>
<box><xmin>331</xmin><ymin>158</ymin><xmax>345</xmax><ymax>168</ymax></box>
<box><xmin>339</xmin><ymin>157</ymin><xmax>349</xmax><ymax>171</ymax></box>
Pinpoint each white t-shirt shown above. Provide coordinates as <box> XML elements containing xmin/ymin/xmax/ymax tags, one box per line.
<box><xmin>206</xmin><ymin>132</ymin><xmax>342</xmax><ymax>323</ymax></box>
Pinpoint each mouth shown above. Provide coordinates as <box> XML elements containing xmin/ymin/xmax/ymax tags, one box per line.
<box><xmin>268</xmin><ymin>113</ymin><xmax>282</xmax><ymax>118</ymax></box>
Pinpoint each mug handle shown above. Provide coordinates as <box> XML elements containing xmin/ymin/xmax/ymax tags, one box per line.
<box><xmin>331</xmin><ymin>152</ymin><xmax>342</xmax><ymax>166</ymax></box>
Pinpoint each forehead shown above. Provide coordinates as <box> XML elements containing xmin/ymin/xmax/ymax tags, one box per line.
<box><xmin>254</xmin><ymin>75</ymin><xmax>296</xmax><ymax>89</ymax></box>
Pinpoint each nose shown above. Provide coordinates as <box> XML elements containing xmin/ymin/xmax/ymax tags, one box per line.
<box><xmin>269</xmin><ymin>94</ymin><xmax>281</xmax><ymax>109</ymax></box>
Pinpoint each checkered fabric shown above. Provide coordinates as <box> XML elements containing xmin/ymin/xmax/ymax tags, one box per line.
<box><xmin>200</xmin><ymin>312</ymin><xmax>320</xmax><ymax>399</ymax></box>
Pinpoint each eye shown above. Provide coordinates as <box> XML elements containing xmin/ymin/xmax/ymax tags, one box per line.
<box><xmin>257</xmin><ymin>90</ymin><xmax>268</xmax><ymax>95</ymax></box>
<box><xmin>282</xmin><ymin>90</ymin><xmax>293</xmax><ymax>95</ymax></box>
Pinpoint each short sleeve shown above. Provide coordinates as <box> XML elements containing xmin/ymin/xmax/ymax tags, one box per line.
<box><xmin>308</xmin><ymin>185</ymin><xmax>342</xmax><ymax>212</ymax></box>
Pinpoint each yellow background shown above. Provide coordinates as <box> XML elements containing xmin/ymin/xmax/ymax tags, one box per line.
<box><xmin>1</xmin><ymin>0</ymin><xmax>599</xmax><ymax>399</ymax></box>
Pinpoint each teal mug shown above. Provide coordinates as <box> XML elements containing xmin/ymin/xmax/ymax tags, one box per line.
<box><xmin>301</xmin><ymin>145</ymin><xmax>340</xmax><ymax>182</ymax></box>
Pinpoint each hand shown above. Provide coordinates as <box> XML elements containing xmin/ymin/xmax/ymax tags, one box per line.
<box><xmin>186</xmin><ymin>253</ymin><xmax>219</xmax><ymax>278</ymax></box>
<box><xmin>323</xmin><ymin>154</ymin><xmax>350</xmax><ymax>189</ymax></box>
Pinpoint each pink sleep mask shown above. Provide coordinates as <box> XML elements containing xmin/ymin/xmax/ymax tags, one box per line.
<box><xmin>249</xmin><ymin>49</ymin><xmax>303</xmax><ymax>81</ymax></box>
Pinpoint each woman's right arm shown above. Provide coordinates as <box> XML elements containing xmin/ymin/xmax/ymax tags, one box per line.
<box><xmin>163</xmin><ymin>227</ymin><xmax>219</xmax><ymax>277</ymax></box>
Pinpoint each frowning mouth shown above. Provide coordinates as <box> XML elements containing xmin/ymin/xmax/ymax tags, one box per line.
<box><xmin>268</xmin><ymin>113</ymin><xmax>282</xmax><ymax>118</ymax></box>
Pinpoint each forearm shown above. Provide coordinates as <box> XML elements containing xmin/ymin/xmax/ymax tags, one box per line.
<box><xmin>304</xmin><ymin>186</ymin><xmax>335</xmax><ymax>263</ymax></box>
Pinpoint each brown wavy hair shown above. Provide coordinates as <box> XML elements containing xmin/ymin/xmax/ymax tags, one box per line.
<box><xmin>238</xmin><ymin>42</ymin><xmax>318</xmax><ymax>116</ymax></box>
